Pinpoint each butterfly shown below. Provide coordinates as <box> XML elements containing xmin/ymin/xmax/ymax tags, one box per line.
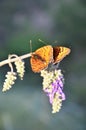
<box><xmin>30</xmin><ymin>45</ymin><xmax>71</xmax><ymax>73</ymax></box>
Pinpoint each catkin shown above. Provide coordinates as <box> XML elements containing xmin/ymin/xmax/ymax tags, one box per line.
<box><xmin>2</xmin><ymin>72</ymin><xmax>17</xmax><ymax>92</ymax></box>
<box><xmin>15</xmin><ymin>59</ymin><xmax>25</xmax><ymax>80</ymax></box>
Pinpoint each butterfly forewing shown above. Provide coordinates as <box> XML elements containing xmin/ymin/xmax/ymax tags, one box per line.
<box><xmin>30</xmin><ymin>45</ymin><xmax>53</xmax><ymax>72</ymax></box>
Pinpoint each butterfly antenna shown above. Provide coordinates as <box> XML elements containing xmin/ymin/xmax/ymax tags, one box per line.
<box><xmin>29</xmin><ymin>40</ymin><xmax>32</xmax><ymax>53</ymax></box>
<box><xmin>38</xmin><ymin>39</ymin><xmax>47</xmax><ymax>45</ymax></box>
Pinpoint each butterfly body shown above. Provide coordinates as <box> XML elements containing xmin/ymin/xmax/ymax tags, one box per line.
<box><xmin>30</xmin><ymin>45</ymin><xmax>71</xmax><ymax>73</ymax></box>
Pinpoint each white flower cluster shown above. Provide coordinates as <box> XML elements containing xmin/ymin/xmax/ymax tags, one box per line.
<box><xmin>40</xmin><ymin>69</ymin><xmax>62</xmax><ymax>90</ymax></box>
<box><xmin>15</xmin><ymin>59</ymin><xmax>25</xmax><ymax>80</ymax></box>
<box><xmin>52</xmin><ymin>92</ymin><xmax>62</xmax><ymax>113</ymax></box>
<box><xmin>2</xmin><ymin>56</ymin><xmax>26</xmax><ymax>92</ymax></box>
<box><xmin>2</xmin><ymin>72</ymin><xmax>17</xmax><ymax>92</ymax></box>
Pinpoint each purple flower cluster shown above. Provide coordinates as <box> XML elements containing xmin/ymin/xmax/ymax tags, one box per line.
<box><xmin>41</xmin><ymin>69</ymin><xmax>66</xmax><ymax>113</ymax></box>
<box><xmin>44</xmin><ymin>76</ymin><xmax>65</xmax><ymax>104</ymax></box>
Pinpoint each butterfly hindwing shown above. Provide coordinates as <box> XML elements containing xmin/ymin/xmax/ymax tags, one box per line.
<box><xmin>53</xmin><ymin>46</ymin><xmax>71</xmax><ymax>64</ymax></box>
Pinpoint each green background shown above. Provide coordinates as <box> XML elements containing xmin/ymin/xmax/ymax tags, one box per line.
<box><xmin>0</xmin><ymin>0</ymin><xmax>86</xmax><ymax>130</ymax></box>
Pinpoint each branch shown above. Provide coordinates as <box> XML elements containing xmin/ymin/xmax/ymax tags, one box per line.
<box><xmin>0</xmin><ymin>52</ymin><xmax>32</xmax><ymax>67</ymax></box>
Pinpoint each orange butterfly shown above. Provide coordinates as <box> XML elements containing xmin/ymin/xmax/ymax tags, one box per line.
<box><xmin>30</xmin><ymin>45</ymin><xmax>71</xmax><ymax>73</ymax></box>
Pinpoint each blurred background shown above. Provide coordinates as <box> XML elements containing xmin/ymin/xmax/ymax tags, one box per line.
<box><xmin>0</xmin><ymin>0</ymin><xmax>86</xmax><ymax>130</ymax></box>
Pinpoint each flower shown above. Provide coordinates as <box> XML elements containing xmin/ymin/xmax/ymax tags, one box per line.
<box><xmin>40</xmin><ymin>69</ymin><xmax>65</xmax><ymax>113</ymax></box>
<box><xmin>2</xmin><ymin>72</ymin><xmax>17</xmax><ymax>92</ymax></box>
<box><xmin>15</xmin><ymin>59</ymin><xmax>25</xmax><ymax>80</ymax></box>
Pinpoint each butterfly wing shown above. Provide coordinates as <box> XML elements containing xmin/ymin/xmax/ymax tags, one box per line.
<box><xmin>53</xmin><ymin>46</ymin><xmax>71</xmax><ymax>64</ymax></box>
<box><xmin>30</xmin><ymin>45</ymin><xmax>53</xmax><ymax>72</ymax></box>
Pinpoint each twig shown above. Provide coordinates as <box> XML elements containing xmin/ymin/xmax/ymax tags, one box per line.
<box><xmin>0</xmin><ymin>53</ymin><xmax>32</xmax><ymax>67</ymax></box>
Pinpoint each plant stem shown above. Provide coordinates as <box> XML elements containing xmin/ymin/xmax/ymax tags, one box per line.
<box><xmin>0</xmin><ymin>53</ymin><xmax>32</xmax><ymax>67</ymax></box>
